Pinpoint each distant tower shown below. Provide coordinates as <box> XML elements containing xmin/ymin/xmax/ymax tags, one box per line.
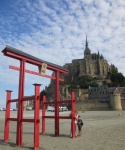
<box><xmin>84</xmin><ymin>36</ymin><xmax>91</xmax><ymax>59</ymax></box>
<box><xmin>110</xmin><ymin>89</ymin><xmax>122</xmax><ymax>110</ymax></box>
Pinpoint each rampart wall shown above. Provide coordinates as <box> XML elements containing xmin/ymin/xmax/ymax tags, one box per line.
<box><xmin>75</xmin><ymin>99</ymin><xmax>125</xmax><ymax>111</ymax></box>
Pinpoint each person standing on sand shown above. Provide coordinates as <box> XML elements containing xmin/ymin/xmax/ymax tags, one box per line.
<box><xmin>75</xmin><ymin>110</ymin><xmax>78</xmax><ymax>136</ymax></box>
<box><xmin>77</xmin><ymin>115</ymin><xmax>83</xmax><ymax>136</ymax></box>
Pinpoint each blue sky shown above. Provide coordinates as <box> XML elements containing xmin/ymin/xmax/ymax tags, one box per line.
<box><xmin>0</xmin><ymin>0</ymin><xmax>125</xmax><ymax>108</ymax></box>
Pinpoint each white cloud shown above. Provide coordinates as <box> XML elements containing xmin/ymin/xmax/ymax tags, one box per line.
<box><xmin>0</xmin><ymin>0</ymin><xmax>125</xmax><ymax>107</ymax></box>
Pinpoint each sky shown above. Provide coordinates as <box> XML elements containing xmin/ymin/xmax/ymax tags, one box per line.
<box><xmin>0</xmin><ymin>0</ymin><xmax>125</xmax><ymax>108</ymax></box>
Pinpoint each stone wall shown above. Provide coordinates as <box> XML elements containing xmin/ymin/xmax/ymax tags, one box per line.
<box><xmin>74</xmin><ymin>89</ymin><xmax>88</xmax><ymax>98</ymax></box>
<box><xmin>75</xmin><ymin>100</ymin><xmax>110</xmax><ymax>111</ymax></box>
<box><xmin>75</xmin><ymin>99</ymin><xmax>125</xmax><ymax>111</ymax></box>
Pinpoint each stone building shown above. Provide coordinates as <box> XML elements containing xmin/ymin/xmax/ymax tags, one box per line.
<box><xmin>63</xmin><ymin>36</ymin><xmax>116</xmax><ymax>82</ymax></box>
<box><xmin>45</xmin><ymin>37</ymin><xmax>117</xmax><ymax>101</ymax></box>
<box><xmin>88</xmin><ymin>85</ymin><xmax>116</xmax><ymax>102</ymax></box>
<box><xmin>74</xmin><ymin>86</ymin><xmax>125</xmax><ymax>111</ymax></box>
<box><xmin>44</xmin><ymin>37</ymin><xmax>125</xmax><ymax>110</ymax></box>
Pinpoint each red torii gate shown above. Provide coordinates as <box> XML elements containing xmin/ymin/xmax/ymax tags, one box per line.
<box><xmin>2</xmin><ymin>46</ymin><xmax>76</xmax><ymax>150</ymax></box>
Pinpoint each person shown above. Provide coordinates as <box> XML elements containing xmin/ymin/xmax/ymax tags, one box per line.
<box><xmin>70</xmin><ymin>110</ymin><xmax>78</xmax><ymax>137</ymax></box>
<box><xmin>75</xmin><ymin>110</ymin><xmax>78</xmax><ymax>136</ymax></box>
<box><xmin>77</xmin><ymin>115</ymin><xmax>83</xmax><ymax>136</ymax></box>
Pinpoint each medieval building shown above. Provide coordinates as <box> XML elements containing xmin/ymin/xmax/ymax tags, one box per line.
<box><xmin>45</xmin><ymin>37</ymin><xmax>125</xmax><ymax>110</ymax></box>
<box><xmin>63</xmin><ymin>37</ymin><xmax>116</xmax><ymax>82</ymax></box>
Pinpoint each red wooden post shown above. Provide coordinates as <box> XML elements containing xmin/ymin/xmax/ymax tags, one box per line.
<box><xmin>71</xmin><ymin>90</ymin><xmax>75</xmax><ymax>138</ymax></box>
<box><xmin>4</xmin><ymin>90</ymin><xmax>12</xmax><ymax>142</ymax></box>
<box><xmin>34</xmin><ymin>84</ymin><xmax>41</xmax><ymax>150</ymax></box>
<box><xmin>16</xmin><ymin>60</ymin><xmax>25</xmax><ymax>146</ymax></box>
<box><xmin>42</xmin><ymin>95</ymin><xmax>46</xmax><ymax>134</ymax></box>
<box><xmin>55</xmin><ymin>71</ymin><xmax>60</xmax><ymax>136</ymax></box>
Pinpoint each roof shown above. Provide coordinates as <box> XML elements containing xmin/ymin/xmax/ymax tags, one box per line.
<box><xmin>2</xmin><ymin>45</ymin><xmax>68</xmax><ymax>74</ymax></box>
<box><xmin>84</xmin><ymin>47</ymin><xmax>91</xmax><ymax>53</ymax></box>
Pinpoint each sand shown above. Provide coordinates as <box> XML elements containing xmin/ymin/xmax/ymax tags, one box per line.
<box><xmin>0</xmin><ymin>110</ymin><xmax>125</xmax><ymax>150</ymax></box>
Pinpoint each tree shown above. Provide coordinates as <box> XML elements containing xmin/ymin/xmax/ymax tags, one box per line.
<box><xmin>90</xmin><ymin>82</ymin><xmax>99</xmax><ymax>87</ymax></box>
<box><xmin>40</xmin><ymin>90</ymin><xmax>47</xmax><ymax>101</ymax></box>
<box><xmin>110</xmin><ymin>72</ymin><xmax>125</xmax><ymax>87</ymax></box>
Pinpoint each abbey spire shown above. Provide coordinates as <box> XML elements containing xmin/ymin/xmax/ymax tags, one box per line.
<box><xmin>84</xmin><ymin>35</ymin><xmax>91</xmax><ymax>59</ymax></box>
<box><xmin>85</xmin><ymin>35</ymin><xmax>88</xmax><ymax>48</ymax></box>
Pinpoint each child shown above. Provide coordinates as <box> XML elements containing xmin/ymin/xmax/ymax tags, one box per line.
<box><xmin>77</xmin><ymin>115</ymin><xmax>83</xmax><ymax>136</ymax></box>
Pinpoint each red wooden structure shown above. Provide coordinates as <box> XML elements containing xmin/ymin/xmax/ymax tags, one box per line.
<box><xmin>42</xmin><ymin>90</ymin><xmax>76</xmax><ymax>137</ymax></box>
<box><xmin>4</xmin><ymin>84</ymin><xmax>41</xmax><ymax>149</ymax></box>
<box><xmin>2</xmin><ymin>45</ymin><xmax>76</xmax><ymax>150</ymax></box>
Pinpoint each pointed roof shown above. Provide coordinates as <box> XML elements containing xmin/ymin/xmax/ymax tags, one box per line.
<box><xmin>85</xmin><ymin>35</ymin><xmax>88</xmax><ymax>48</ymax></box>
<box><xmin>84</xmin><ymin>35</ymin><xmax>91</xmax><ymax>54</ymax></box>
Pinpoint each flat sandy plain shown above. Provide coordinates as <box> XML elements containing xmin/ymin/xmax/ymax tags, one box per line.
<box><xmin>0</xmin><ymin>110</ymin><xmax>125</xmax><ymax>150</ymax></box>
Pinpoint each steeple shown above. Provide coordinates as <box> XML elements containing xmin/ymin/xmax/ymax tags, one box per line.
<box><xmin>85</xmin><ymin>35</ymin><xmax>88</xmax><ymax>48</ymax></box>
<box><xmin>84</xmin><ymin>35</ymin><xmax>91</xmax><ymax>59</ymax></box>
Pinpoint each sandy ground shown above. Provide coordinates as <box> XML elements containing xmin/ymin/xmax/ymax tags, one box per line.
<box><xmin>0</xmin><ymin>110</ymin><xmax>125</xmax><ymax>150</ymax></box>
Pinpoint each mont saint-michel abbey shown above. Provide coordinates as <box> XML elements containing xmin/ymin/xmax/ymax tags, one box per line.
<box><xmin>45</xmin><ymin>37</ymin><xmax>125</xmax><ymax>111</ymax></box>
<box><xmin>64</xmin><ymin>37</ymin><xmax>114</xmax><ymax>80</ymax></box>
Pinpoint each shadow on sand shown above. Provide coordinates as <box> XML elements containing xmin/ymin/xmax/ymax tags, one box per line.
<box><xmin>0</xmin><ymin>139</ymin><xmax>45</xmax><ymax>150</ymax></box>
<box><xmin>40</xmin><ymin>133</ymin><xmax>70</xmax><ymax>138</ymax></box>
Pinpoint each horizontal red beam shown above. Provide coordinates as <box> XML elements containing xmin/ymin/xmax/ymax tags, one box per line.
<box><xmin>8</xmin><ymin>116</ymin><xmax>71</xmax><ymax>121</ymax></box>
<box><xmin>22</xmin><ymin>96</ymin><xmax>35</xmax><ymax>101</ymax></box>
<box><xmin>21</xmin><ymin>119</ymin><xmax>34</xmax><ymax>123</ymax></box>
<box><xmin>8</xmin><ymin>118</ymin><xmax>18</xmax><ymax>121</ymax></box>
<box><xmin>8</xmin><ymin>96</ymin><xmax>36</xmax><ymax>103</ymax></box>
<box><xmin>43</xmin><ymin>116</ymin><xmax>71</xmax><ymax>119</ymax></box>
<box><xmin>44</xmin><ymin>116</ymin><xmax>55</xmax><ymax>119</ymax></box>
<box><xmin>9</xmin><ymin>65</ymin><xmax>64</xmax><ymax>81</ymax></box>
<box><xmin>59</xmin><ymin>116</ymin><xmax>71</xmax><ymax>119</ymax></box>
<box><xmin>6</xmin><ymin>51</ymin><xmax>68</xmax><ymax>74</ymax></box>
<box><xmin>8</xmin><ymin>99</ymin><xmax>18</xmax><ymax>103</ymax></box>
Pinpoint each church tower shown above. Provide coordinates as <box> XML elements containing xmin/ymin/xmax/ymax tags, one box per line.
<box><xmin>84</xmin><ymin>36</ymin><xmax>91</xmax><ymax>59</ymax></box>
<box><xmin>63</xmin><ymin>36</ymin><xmax>114</xmax><ymax>79</ymax></box>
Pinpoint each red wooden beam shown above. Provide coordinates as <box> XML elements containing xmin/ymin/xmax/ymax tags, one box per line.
<box><xmin>59</xmin><ymin>116</ymin><xmax>71</xmax><ymax>119</ymax></box>
<box><xmin>8</xmin><ymin>118</ymin><xmax>18</xmax><ymax>121</ymax></box>
<box><xmin>43</xmin><ymin>116</ymin><xmax>71</xmax><ymax>119</ymax></box>
<box><xmin>16</xmin><ymin>60</ymin><xmax>25</xmax><ymax>146</ymax></box>
<box><xmin>55</xmin><ymin>71</ymin><xmax>60</xmax><ymax>136</ymax></box>
<box><xmin>9</xmin><ymin>65</ymin><xmax>64</xmax><ymax>81</ymax></box>
<box><xmin>4</xmin><ymin>90</ymin><xmax>11</xmax><ymax>142</ymax></box>
<box><xmin>44</xmin><ymin>116</ymin><xmax>55</xmax><ymax>119</ymax></box>
<box><xmin>34</xmin><ymin>84</ymin><xmax>41</xmax><ymax>150</ymax></box>
<box><xmin>71</xmin><ymin>90</ymin><xmax>75</xmax><ymax>138</ymax></box>
<box><xmin>42</xmin><ymin>95</ymin><xmax>46</xmax><ymax>134</ymax></box>
<box><xmin>22</xmin><ymin>119</ymin><xmax>34</xmax><ymax>123</ymax></box>
<box><xmin>4</xmin><ymin>50</ymin><xmax>68</xmax><ymax>74</ymax></box>
<box><xmin>8</xmin><ymin>99</ymin><xmax>18</xmax><ymax>103</ymax></box>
